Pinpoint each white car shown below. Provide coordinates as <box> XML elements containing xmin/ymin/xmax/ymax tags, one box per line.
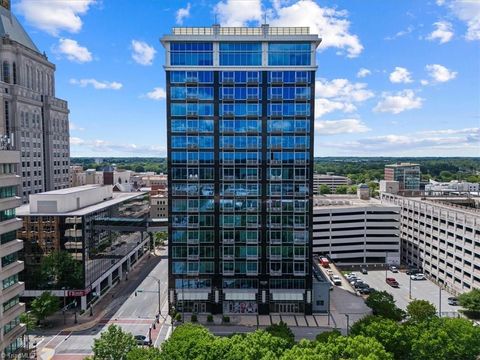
<box><xmin>410</xmin><ymin>273</ymin><xmax>425</xmax><ymax>280</ymax></box>
<box><xmin>331</xmin><ymin>275</ymin><xmax>342</xmax><ymax>286</ymax></box>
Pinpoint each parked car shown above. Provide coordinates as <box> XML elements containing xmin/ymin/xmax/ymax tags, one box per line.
<box><xmin>346</xmin><ymin>272</ymin><xmax>357</xmax><ymax>279</ymax></box>
<box><xmin>386</xmin><ymin>277</ymin><xmax>399</xmax><ymax>287</ymax></box>
<box><xmin>355</xmin><ymin>282</ymin><xmax>369</xmax><ymax>289</ymax></box>
<box><xmin>410</xmin><ymin>273</ymin><xmax>426</xmax><ymax>280</ymax></box>
<box><xmin>448</xmin><ymin>297</ymin><xmax>460</xmax><ymax>306</ymax></box>
<box><xmin>326</xmin><ymin>269</ymin><xmax>334</xmax><ymax>276</ymax></box>
<box><xmin>406</xmin><ymin>267</ymin><xmax>420</xmax><ymax>275</ymax></box>
<box><xmin>135</xmin><ymin>335</ymin><xmax>151</xmax><ymax>346</ymax></box>
<box><xmin>350</xmin><ymin>278</ymin><xmax>363</xmax><ymax>285</ymax></box>
<box><xmin>359</xmin><ymin>287</ymin><xmax>375</xmax><ymax>295</ymax></box>
<box><xmin>389</xmin><ymin>265</ymin><xmax>399</xmax><ymax>273</ymax></box>
<box><xmin>331</xmin><ymin>275</ymin><xmax>342</xmax><ymax>286</ymax></box>
<box><xmin>361</xmin><ymin>267</ymin><xmax>368</xmax><ymax>274</ymax></box>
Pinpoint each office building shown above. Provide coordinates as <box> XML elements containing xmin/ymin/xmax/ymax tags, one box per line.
<box><xmin>313</xmin><ymin>173</ymin><xmax>351</xmax><ymax>194</ymax></box>
<box><xmin>313</xmin><ymin>195</ymin><xmax>400</xmax><ymax>266</ymax></box>
<box><xmin>16</xmin><ymin>185</ymin><xmax>149</xmax><ymax>311</ymax></box>
<box><xmin>0</xmin><ymin>139</ymin><xmax>25</xmax><ymax>358</ymax></box>
<box><xmin>161</xmin><ymin>24</ymin><xmax>320</xmax><ymax>314</ymax></box>
<box><xmin>69</xmin><ymin>166</ymin><xmax>133</xmax><ymax>190</ymax></box>
<box><xmin>425</xmin><ymin>180</ymin><xmax>479</xmax><ymax>195</ymax></box>
<box><xmin>150</xmin><ymin>194</ymin><xmax>168</xmax><ymax>219</ymax></box>
<box><xmin>381</xmin><ymin>192</ymin><xmax>480</xmax><ymax>294</ymax></box>
<box><xmin>384</xmin><ymin>163</ymin><xmax>420</xmax><ymax>191</ymax></box>
<box><xmin>0</xmin><ymin>2</ymin><xmax>70</xmax><ymax>202</ymax></box>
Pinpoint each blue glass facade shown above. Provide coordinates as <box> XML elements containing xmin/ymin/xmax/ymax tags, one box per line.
<box><xmin>165</xmin><ymin>33</ymin><xmax>317</xmax><ymax>315</ymax></box>
<box><xmin>268</xmin><ymin>43</ymin><xmax>311</xmax><ymax>66</ymax></box>
<box><xmin>170</xmin><ymin>43</ymin><xmax>213</xmax><ymax>66</ymax></box>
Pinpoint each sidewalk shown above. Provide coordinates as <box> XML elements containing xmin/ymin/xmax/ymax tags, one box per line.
<box><xmin>32</xmin><ymin>248</ymin><xmax>166</xmax><ymax>334</ymax></box>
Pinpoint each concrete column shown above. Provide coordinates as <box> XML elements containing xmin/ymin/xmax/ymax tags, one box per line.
<box><xmin>95</xmin><ymin>284</ymin><xmax>101</xmax><ymax>297</ymax></box>
<box><xmin>118</xmin><ymin>265</ymin><xmax>123</xmax><ymax>280</ymax></box>
<box><xmin>81</xmin><ymin>296</ymin><xmax>87</xmax><ymax>311</ymax></box>
<box><xmin>108</xmin><ymin>273</ymin><xmax>112</xmax><ymax>288</ymax></box>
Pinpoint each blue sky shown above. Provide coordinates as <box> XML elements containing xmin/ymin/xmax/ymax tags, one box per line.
<box><xmin>12</xmin><ymin>0</ymin><xmax>480</xmax><ymax>157</ymax></box>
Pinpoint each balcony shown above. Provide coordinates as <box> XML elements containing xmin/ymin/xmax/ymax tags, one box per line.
<box><xmin>0</xmin><ymin>239</ymin><xmax>23</xmax><ymax>257</ymax></box>
<box><xmin>0</xmin><ymin>196</ymin><xmax>22</xmax><ymax>212</ymax></box>
<box><xmin>2</xmin><ymin>323</ymin><xmax>26</xmax><ymax>347</ymax></box>
<box><xmin>1</xmin><ymin>261</ymin><xmax>24</xmax><ymax>279</ymax></box>
<box><xmin>0</xmin><ymin>281</ymin><xmax>24</xmax><ymax>302</ymax></box>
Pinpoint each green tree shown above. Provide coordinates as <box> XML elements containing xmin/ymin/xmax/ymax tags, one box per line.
<box><xmin>20</xmin><ymin>311</ymin><xmax>37</xmax><ymax>331</ymax></box>
<box><xmin>406</xmin><ymin>300</ymin><xmax>437</xmax><ymax>322</ymax></box>
<box><xmin>134</xmin><ymin>165</ymin><xmax>145</xmax><ymax>173</ymax></box>
<box><xmin>160</xmin><ymin>323</ymin><xmax>216</xmax><ymax>360</ymax></box>
<box><xmin>319</xmin><ymin>184</ymin><xmax>331</xmax><ymax>194</ymax></box>
<box><xmin>335</xmin><ymin>185</ymin><xmax>348</xmax><ymax>194</ymax></box>
<box><xmin>410</xmin><ymin>318</ymin><xmax>480</xmax><ymax>360</ymax></box>
<box><xmin>365</xmin><ymin>291</ymin><xmax>405</xmax><ymax>321</ymax></box>
<box><xmin>224</xmin><ymin>331</ymin><xmax>291</xmax><ymax>360</ymax></box>
<box><xmin>315</xmin><ymin>329</ymin><xmax>341</xmax><ymax>343</ymax></box>
<box><xmin>127</xmin><ymin>347</ymin><xmax>162</xmax><ymax>360</ymax></box>
<box><xmin>265</xmin><ymin>321</ymin><xmax>295</xmax><ymax>346</ymax></box>
<box><xmin>40</xmin><ymin>251</ymin><xmax>83</xmax><ymax>289</ymax></box>
<box><xmin>92</xmin><ymin>324</ymin><xmax>137</xmax><ymax>360</ymax></box>
<box><xmin>347</xmin><ymin>185</ymin><xmax>358</xmax><ymax>194</ymax></box>
<box><xmin>281</xmin><ymin>335</ymin><xmax>393</xmax><ymax>360</ymax></box>
<box><xmin>458</xmin><ymin>288</ymin><xmax>480</xmax><ymax>318</ymax></box>
<box><xmin>30</xmin><ymin>292</ymin><xmax>60</xmax><ymax>325</ymax></box>
<box><xmin>350</xmin><ymin>315</ymin><xmax>411</xmax><ymax>360</ymax></box>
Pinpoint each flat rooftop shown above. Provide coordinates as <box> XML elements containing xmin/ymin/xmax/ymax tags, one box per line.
<box><xmin>33</xmin><ymin>184</ymin><xmax>102</xmax><ymax>195</ymax></box>
<box><xmin>314</xmin><ymin>195</ymin><xmax>398</xmax><ymax>210</ymax></box>
<box><xmin>385</xmin><ymin>163</ymin><xmax>420</xmax><ymax>167</ymax></box>
<box><xmin>17</xmin><ymin>192</ymin><xmax>146</xmax><ymax>217</ymax></box>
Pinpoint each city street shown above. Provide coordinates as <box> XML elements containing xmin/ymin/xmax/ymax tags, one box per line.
<box><xmin>33</xmin><ymin>250</ymin><xmax>170</xmax><ymax>360</ymax></box>
<box><xmin>355</xmin><ymin>270</ymin><xmax>460</xmax><ymax>314</ymax></box>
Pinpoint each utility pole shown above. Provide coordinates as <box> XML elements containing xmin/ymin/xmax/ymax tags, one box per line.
<box><xmin>345</xmin><ymin>314</ymin><xmax>350</xmax><ymax>336</ymax></box>
<box><xmin>409</xmin><ymin>275</ymin><xmax>412</xmax><ymax>299</ymax></box>
<box><xmin>438</xmin><ymin>286</ymin><xmax>442</xmax><ymax>317</ymax></box>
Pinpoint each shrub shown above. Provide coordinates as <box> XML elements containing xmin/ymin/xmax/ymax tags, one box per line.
<box><xmin>191</xmin><ymin>313</ymin><xmax>198</xmax><ymax>323</ymax></box>
<box><xmin>207</xmin><ymin>314</ymin><xmax>214</xmax><ymax>323</ymax></box>
<box><xmin>174</xmin><ymin>313</ymin><xmax>182</xmax><ymax>322</ymax></box>
<box><xmin>222</xmin><ymin>315</ymin><xmax>230</xmax><ymax>323</ymax></box>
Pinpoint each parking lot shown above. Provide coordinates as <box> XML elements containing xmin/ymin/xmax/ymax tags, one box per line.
<box><xmin>349</xmin><ymin>270</ymin><xmax>460</xmax><ymax>314</ymax></box>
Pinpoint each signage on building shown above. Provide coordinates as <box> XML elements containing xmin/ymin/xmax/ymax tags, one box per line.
<box><xmin>68</xmin><ymin>285</ymin><xmax>92</xmax><ymax>297</ymax></box>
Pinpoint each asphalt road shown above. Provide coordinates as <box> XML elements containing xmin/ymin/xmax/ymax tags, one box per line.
<box><xmin>352</xmin><ymin>270</ymin><xmax>460</xmax><ymax>314</ymax></box>
<box><xmin>36</xmin><ymin>252</ymin><xmax>170</xmax><ymax>359</ymax></box>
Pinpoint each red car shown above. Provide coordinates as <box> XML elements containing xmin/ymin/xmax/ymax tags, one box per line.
<box><xmin>386</xmin><ymin>277</ymin><xmax>399</xmax><ymax>287</ymax></box>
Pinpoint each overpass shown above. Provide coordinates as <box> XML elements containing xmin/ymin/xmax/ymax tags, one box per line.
<box><xmin>93</xmin><ymin>217</ymin><xmax>168</xmax><ymax>232</ymax></box>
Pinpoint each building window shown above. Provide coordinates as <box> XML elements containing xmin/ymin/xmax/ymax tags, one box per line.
<box><xmin>2</xmin><ymin>61</ymin><xmax>10</xmax><ymax>83</ymax></box>
<box><xmin>219</xmin><ymin>42</ymin><xmax>262</xmax><ymax>66</ymax></box>
<box><xmin>170</xmin><ymin>42</ymin><xmax>213</xmax><ymax>66</ymax></box>
<box><xmin>268</xmin><ymin>43</ymin><xmax>311</xmax><ymax>66</ymax></box>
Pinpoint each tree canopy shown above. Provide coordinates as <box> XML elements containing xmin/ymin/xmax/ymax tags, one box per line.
<box><xmin>458</xmin><ymin>289</ymin><xmax>480</xmax><ymax>318</ymax></box>
<box><xmin>365</xmin><ymin>290</ymin><xmax>405</xmax><ymax>321</ymax></box>
<box><xmin>92</xmin><ymin>324</ymin><xmax>137</xmax><ymax>360</ymax></box>
<box><xmin>406</xmin><ymin>299</ymin><xmax>437</xmax><ymax>322</ymax></box>
<box><xmin>40</xmin><ymin>250</ymin><xmax>83</xmax><ymax>289</ymax></box>
<box><xmin>30</xmin><ymin>291</ymin><xmax>59</xmax><ymax>324</ymax></box>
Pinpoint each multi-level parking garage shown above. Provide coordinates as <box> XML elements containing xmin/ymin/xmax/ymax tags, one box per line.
<box><xmin>312</xmin><ymin>195</ymin><xmax>401</xmax><ymax>266</ymax></box>
<box><xmin>381</xmin><ymin>193</ymin><xmax>480</xmax><ymax>295</ymax></box>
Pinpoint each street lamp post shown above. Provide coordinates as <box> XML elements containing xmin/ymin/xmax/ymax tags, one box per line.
<box><xmin>147</xmin><ymin>275</ymin><xmax>162</xmax><ymax>318</ymax></box>
<box><xmin>62</xmin><ymin>287</ymin><xmax>67</xmax><ymax>325</ymax></box>
<box><xmin>439</xmin><ymin>286</ymin><xmax>442</xmax><ymax>317</ymax></box>
<box><xmin>409</xmin><ymin>275</ymin><xmax>412</xmax><ymax>299</ymax></box>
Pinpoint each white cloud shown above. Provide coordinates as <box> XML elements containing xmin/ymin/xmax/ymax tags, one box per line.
<box><xmin>315</xmin><ymin>119</ymin><xmax>370</xmax><ymax>135</ymax></box>
<box><xmin>373</xmin><ymin>90</ymin><xmax>423</xmax><ymax>114</ymax></box>
<box><xmin>315</xmin><ymin>78</ymin><xmax>373</xmax><ymax>119</ymax></box>
<box><xmin>322</xmin><ymin>127</ymin><xmax>479</xmax><ymax>155</ymax></box>
<box><xmin>176</xmin><ymin>3</ymin><xmax>191</xmax><ymax>25</ymax></box>
<box><xmin>131</xmin><ymin>40</ymin><xmax>156</xmax><ymax>66</ymax></box>
<box><xmin>214</xmin><ymin>0</ymin><xmax>262</xmax><ymax>27</ymax></box>
<box><xmin>356</xmin><ymin>68</ymin><xmax>371</xmax><ymax>78</ymax></box>
<box><xmin>316</xmin><ymin>78</ymin><xmax>374</xmax><ymax>102</ymax></box>
<box><xmin>425</xmin><ymin>64</ymin><xmax>457</xmax><ymax>83</ymax></box>
<box><xmin>385</xmin><ymin>25</ymin><xmax>415</xmax><ymax>40</ymax></box>
<box><xmin>15</xmin><ymin>0</ymin><xmax>95</xmax><ymax>36</ymax></box>
<box><xmin>146</xmin><ymin>87</ymin><xmax>166</xmax><ymax>100</ymax></box>
<box><xmin>268</xmin><ymin>0</ymin><xmax>363</xmax><ymax>58</ymax></box>
<box><xmin>427</xmin><ymin>21</ymin><xmax>454</xmax><ymax>43</ymax></box>
<box><xmin>55</xmin><ymin>38</ymin><xmax>92</xmax><ymax>63</ymax></box>
<box><xmin>69</xmin><ymin>123</ymin><xmax>85</xmax><ymax>132</ymax></box>
<box><xmin>70</xmin><ymin>137</ymin><xmax>167</xmax><ymax>156</ymax></box>
<box><xmin>70</xmin><ymin>78</ymin><xmax>123</xmax><ymax>90</ymax></box>
<box><xmin>438</xmin><ymin>0</ymin><xmax>480</xmax><ymax>41</ymax></box>
<box><xmin>389</xmin><ymin>67</ymin><xmax>413</xmax><ymax>83</ymax></box>
<box><xmin>315</xmin><ymin>98</ymin><xmax>356</xmax><ymax>118</ymax></box>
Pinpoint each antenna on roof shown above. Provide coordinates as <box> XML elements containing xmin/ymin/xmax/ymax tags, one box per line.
<box><xmin>263</xmin><ymin>11</ymin><xmax>267</xmax><ymax>25</ymax></box>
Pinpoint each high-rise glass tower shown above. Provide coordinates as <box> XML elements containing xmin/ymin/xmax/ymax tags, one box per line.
<box><xmin>161</xmin><ymin>25</ymin><xmax>320</xmax><ymax>315</ymax></box>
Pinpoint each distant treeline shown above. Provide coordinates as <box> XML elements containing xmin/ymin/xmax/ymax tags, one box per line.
<box><xmin>71</xmin><ymin>157</ymin><xmax>480</xmax><ymax>184</ymax></box>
